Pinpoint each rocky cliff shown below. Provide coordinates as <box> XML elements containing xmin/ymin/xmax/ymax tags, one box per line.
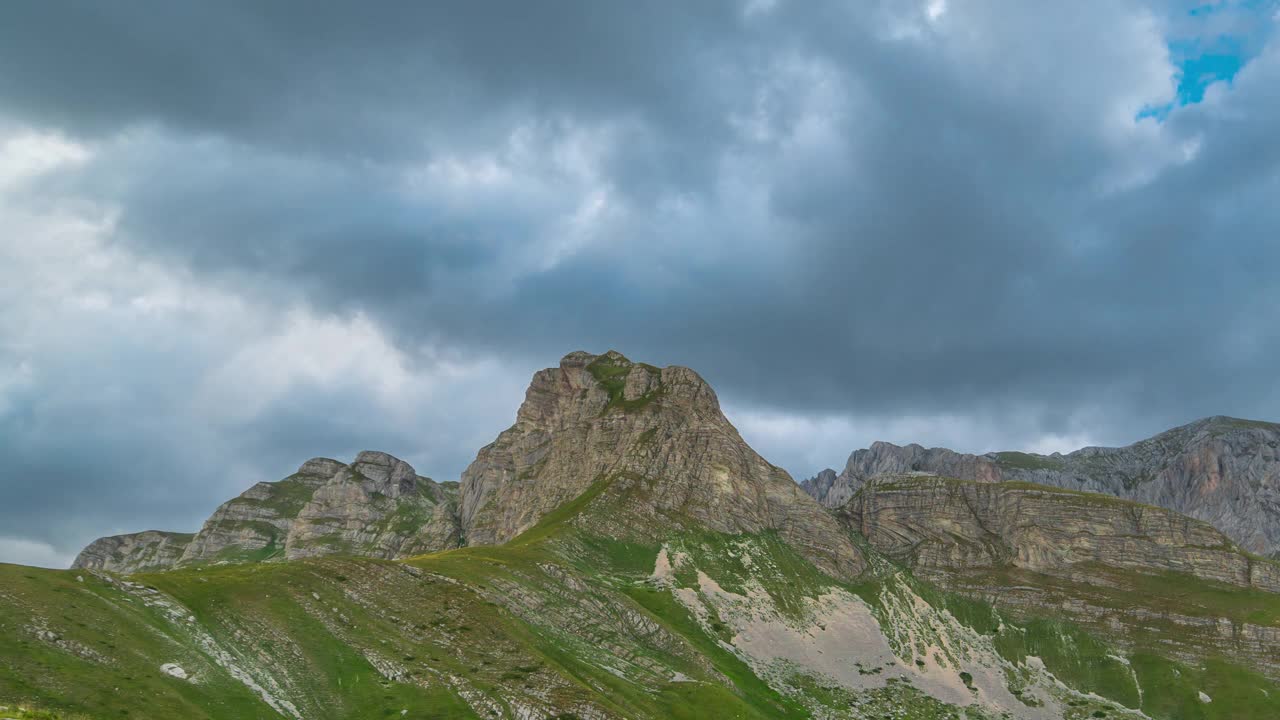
<box><xmin>839</xmin><ymin>475</ymin><xmax>1280</xmax><ymax>592</ymax></box>
<box><xmin>285</xmin><ymin>452</ymin><xmax>461</xmax><ymax>560</ymax></box>
<box><xmin>804</xmin><ymin>416</ymin><xmax>1280</xmax><ymax>556</ymax></box>
<box><xmin>72</xmin><ymin>452</ymin><xmax>460</xmax><ymax>573</ymax></box>
<box><xmin>71</xmin><ymin>530</ymin><xmax>194</xmax><ymax>574</ymax></box>
<box><xmin>837</xmin><ymin>474</ymin><xmax>1280</xmax><ymax>678</ymax></box>
<box><xmin>176</xmin><ymin>457</ymin><xmax>344</xmax><ymax>565</ymax></box>
<box><xmin>458</xmin><ymin>350</ymin><xmax>865</xmax><ymax>580</ymax></box>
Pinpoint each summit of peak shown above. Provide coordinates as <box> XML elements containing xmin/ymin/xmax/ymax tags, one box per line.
<box><xmin>352</xmin><ymin>450</ymin><xmax>414</xmax><ymax>470</ymax></box>
<box><xmin>1192</xmin><ymin>415</ymin><xmax>1279</xmax><ymax>432</ymax></box>
<box><xmin>459</xmin><ymin>350</ymin><xmax>864</xmax><ymax>579</ymax></box>
<box><xmin>537</xmin><ymin>350</ymin><xmax>713</xmax><ymax>413</ymax></box>
<box><xmin>297</xmin><ymin>457</ymin><xmax>347</xmax><ymax>477</ymax></box>
<box><xmin>557</xmin><ymin>350</ymin><xmax>599</xmax><ymax>368</ymax></box>
<box><xmin>599</xmin><ymin>348</ymin><xmax>631</xmax><ymax>363</ymax></box>
<box><xmin>559</xmin><ymin>348</ymin><xmax>634</xmax><ymax>368</ymax></box>
<box><xmin>350</xmin><ymin>451</ymin><xmax>421</xmax><ymax>497</ymax></box>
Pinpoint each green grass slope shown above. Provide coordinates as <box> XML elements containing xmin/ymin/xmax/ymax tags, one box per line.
<box><xmin>5</xmin><ymin>475</ymin><xmax>1280</xmax><ymax>719</ymax></box>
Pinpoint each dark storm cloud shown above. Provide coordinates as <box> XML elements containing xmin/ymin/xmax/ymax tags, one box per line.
<box><xmin>0</xmin><ymin>1</ymin><xmax>743</xmax><ymax>167</ymax></box>
<box><xmin>2</xmin><ymin>0</ymin><xmax>1280</xmax><ymax>565</ymax></box>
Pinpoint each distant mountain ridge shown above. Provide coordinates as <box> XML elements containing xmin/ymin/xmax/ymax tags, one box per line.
<box><xmin>802</xmin><ymin>415</ymin><xmax>1280</xmax><ymax>556</ymax></box>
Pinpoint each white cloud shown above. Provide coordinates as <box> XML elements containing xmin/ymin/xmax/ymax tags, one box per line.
<box><xmin>399</xmin><ymin>118</ymin><xmax>624</xmax><ymax>280</ymax></box>
<box><xmin>0</xmin><ymin>129</ymin><xmax>90</xmax><ymax>188</ymax></box>
<box><xmin>925</xmin><ymin>0</ymin><xmax>947</xmax><ymax>23</ymax></box>
<box><xmin>0</xmin><ymin>536</ymin><xmax>75</xmax><ymax>569</ymax></box>
<box><xmin>193</xmin><ymin>309</ymin><xmax>416</xmax><ymax>423</ymax></box>
<box><xmin>727</xmin><ymin>404</ymin><xmax>1102</xmax><ymax>479</ymax></box>
<box><xmin>1</xmin><ymin>2</ymin><xmax>1279</xmax><ymax>570</ymax></box>
<box><xmin>190</xmin><ymin>305</ymin><xmax>530</xmax><ymax>456</ymax></box>
<box><xmin>0</xmin><ymin>121</ymin><xmax>535</xmax><ymax>565</ymax></box>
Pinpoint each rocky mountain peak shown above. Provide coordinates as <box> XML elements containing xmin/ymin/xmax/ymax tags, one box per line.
<box><xmin>799</xmin><ymin>468</ymin><xmax>840</xmax><ymax>504</ymax></box>
<box><xmin>74</xmin><ymin>449</ymin><xmax>462</xmax><ymax>573</ymax></box>
<box><xmin>75</xmin><ymin>350</ymin><xmax>865</xmax><ymax>578</ymax></box>
<box><xmin>71</xmin><ymin>530</ymin><xmax>194</xmax><ymax>574</ymax></box>
<box><xmin>460</xmin><ymin>350</ymin><xmax>865</xmax><ymax>579</ymax></box>
<box><xmin>349</xmin><ymin>450</ymin><xmax>419</xmax><ymax>499</ymax></box>
<box><xmin>285</xmin><ymin>450</ymin><xmax>459</xmax><ymax>560</ymax></box>
<box><xmin>296</xmin><ymin>457</ymin><xmax>346</xmax><ymax>477</ymax></box>
<box><xmin>513</xmin><ymin>350</ymin><xmax>722</xmax><ymax>429</ymax></box>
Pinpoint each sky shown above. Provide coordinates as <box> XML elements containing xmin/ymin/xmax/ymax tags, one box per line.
<box><xmin>2</xmin><ymin>0</ymin><xmax>1280</xmax><ymax>568</ymax></box>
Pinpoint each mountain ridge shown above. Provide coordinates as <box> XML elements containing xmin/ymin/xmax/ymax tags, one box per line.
<box><xmin>73</xmin><ymin>451</ymin><xmax>463</xmax><ymax>573</ymax></box>
<box><xmin>13</xmin><ymin>352</ymin><xmax>1279</xmax><ymax>719</ymax></box>
<box><xmin>803</xmin><ymin>414</ymin><xmax>1280</xmax><ymax>556</ymax></box>
<box><xmin>74</xmin><ymin>350</ymin><xmax>864</xmax><ymax>581</ymax></box>
<box><xmin>835</xmin><ymin>473</ymin><xmax>1280</xmax><ymax>681</ymax></box>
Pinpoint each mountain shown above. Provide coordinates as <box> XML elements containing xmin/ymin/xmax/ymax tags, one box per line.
<box><xmin>69</xmin><ymin>530</ymin><xmax>194</xmax><ymax>575</ymax></box>
<box><xmin>4</xmin><ymin>352</ymin><xmax>1280</xmax><ymax>719</ymax></box>
<box><xmin>803</xmin><ymin>416</ymin><xmax>1280</xmax><ymax>556</ymax></box>
<box><xmin>73</xmin><ymin>350</ymin><xmax>860</xmax><ymax>580</ymax></box>
<box><xmin>838</xmin><ymin>475</ymin><xmax>1280</xmax><ymax>680</ymax></box>
<box><xmin>72</xmin><ymin>451</ymin><xmax>462</xmax><ymax>573</ymax></box>
<box><xmin>458</xmin><ymin>350</ymin><xmax>864</xmax><ymax>578</ymax></box>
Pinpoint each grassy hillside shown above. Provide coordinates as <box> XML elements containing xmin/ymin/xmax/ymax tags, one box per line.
<box><xmin>5</xmin><ymin>478</ymin><xmax>1280</xmax><ymax>719</ymax></box>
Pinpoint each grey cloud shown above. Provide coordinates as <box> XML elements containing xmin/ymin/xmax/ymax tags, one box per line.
<box><xmin>0</xmin><ymin>2</ymin><xmax>745</xmax><ymax>166</ymax></box>
<box><xmin>2</xmin><ymin>1</ymin><xmax>1280</xmax><ymax>563</ymax></box>
<box><xmin>0</xmin><ymin>318</ymin><xmax>533</xmax><ymax>561</ymax></box>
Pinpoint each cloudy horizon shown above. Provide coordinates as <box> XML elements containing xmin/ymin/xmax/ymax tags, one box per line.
<box><xmin>4</xmin><ymin>0</ymin><xmax>1280</xmax><ymax>568</ymax></box>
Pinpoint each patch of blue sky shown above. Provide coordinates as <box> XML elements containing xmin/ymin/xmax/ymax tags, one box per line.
<box><xmin>1137</xmin><ymin>0</ymin><xmax>1276</xmax><ymax>120</ymax></box>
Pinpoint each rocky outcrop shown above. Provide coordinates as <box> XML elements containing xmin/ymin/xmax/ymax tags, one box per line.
<box><xmin>806</xmin><ymin>417</ymin><xmax>1280</xmax><ymax>556</ymax></box>
<box><xmin>837</xmin><ymin>474</ymin><xmax>1280</xmax><ymax>680</ymax></box>
<box><xmin>798</xmin><ymin>468</ymin><xmax>842</xmax><ymax>508</ymax></box>
<box><xmin>838</xmin><ymin>475</ymin><xmax>1280</xmax><ymax>592</ymax></box>
<box><xmin>71</xmin><ymin>530</ymin><xmax>194</xmax><ymax>573</ymax></box>
<box><xmin>74</xmin><ymin>452</ymin><xmax>461</xmax><ymax>573</ymax></box>
<box><xmin>285</xmin><ymin>452</ymin><xmax>461</xmax><ymax>560</ymax></box>
<box><xmin>459</xmin><ymin>350</ymin><xmax>866</xmax><ymax>580</ymax></box>
<box><xmin>178</xmin><ymin>458</ymin><xmax>343</xmax><ymax>565</ymax></box>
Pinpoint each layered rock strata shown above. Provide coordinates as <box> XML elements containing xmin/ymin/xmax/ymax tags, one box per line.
<box><xmin>804</xmin><ymin>416</ymin><xmax>1280</xmax><ymax>555</ymax></box>
<box><xmin>458</xmin><ymin>350</ymin><xmax>866</xmax><ymax>580</ymax></box>
<box><xmin>836</xmin><ymin>475</ymin><xmax>1280</xmax><ymax>679</ymax></box>
<box><xmin>838</xmin><ymin>475</ymin><xmax>1280</xmax><ymax>592</ymax></box>
<box><xmin>72</xmin><ymin>452</ymin><xmax>460</xmax><ymax>572</ymax></box>
<box><xmin>71</xmin><ymin>530</ymin><xmax>194</xmax><ymax>574</ymax></box>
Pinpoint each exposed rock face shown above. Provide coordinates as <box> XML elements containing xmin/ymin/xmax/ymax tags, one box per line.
<box><xmin>285</xmin><ymin>452</ymin><xmax>461</xmax><ymax>560</ymax></box>
<box><xmin>838</xmin><ymin>475</ymin><xmax>1280</xmax><ymax>679</ymax></box>
<box><xmin>178</xmin><ymin>458</ymin><xmax>342</xmax><ymax>565</ymax></box>
<box><xmin>805</xmin><ymin>416</ymin><xmax>1280</xmax><ymax>556</ymax></box>
<box><xmin>75</xmin><ymin>351</ymin><xmax>859</xmax><ymax>579</ymax></box>
<box><xmin>803</xmin><ymin>443</ymin><xmax>1006</xmax><ymax>510</ymax></box>
<box><xmin>839</xmin><ymin>475</ymin><xmax>1280</xmax><ymax>592</ymax></box>
<box><xmin>71</xmin><ymin>531</ymin><xmax>194</xmax><ymax>573</ymax></box>
<box><xmin>799</xmin><ymin>468</ymin><xmax>842</xmax><ymax>508</ymax></box>
<box><xmin>459</xmin><ymin>350</ymin><xmax>865</xmax><ymax>580</ymax></box>
<box><xmin>348</xmin><ymin>451</ymin><xmax>419</xmax><ymax>498</ymax></box>
<box><xmin>74</xmin><ymin>452</ymin><xmax>461</xmax><ymax>573</ymax></box>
